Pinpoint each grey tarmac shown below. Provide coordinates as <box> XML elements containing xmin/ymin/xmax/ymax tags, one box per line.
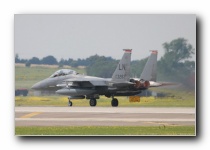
<box><xmin>15</xmin><ymin>107</ymin><xmax>195</xmax><ymax>126</ymax></box>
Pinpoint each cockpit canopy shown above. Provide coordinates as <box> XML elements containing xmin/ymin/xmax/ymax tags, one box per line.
<box><xmin>50</xmin><ymin>69</ymin><xmax>77</xmax><ymax>78</ymax></box>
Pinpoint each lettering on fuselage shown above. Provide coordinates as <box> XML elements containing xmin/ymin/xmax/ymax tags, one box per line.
<box><xmin>119</xmin><ymin>64</ymin><xmax>126</xmax><ymax>70</ymax></box>
<box><xmin>115</xmin><ymin>74</ymin><xmax>126</xmax><ymax>79</ymax></box>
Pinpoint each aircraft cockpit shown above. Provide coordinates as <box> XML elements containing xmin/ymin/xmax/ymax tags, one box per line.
<box><xmin>50</xmin><ymin>69</ymin><xmax>77</xmax><ymax>78</ymax></box>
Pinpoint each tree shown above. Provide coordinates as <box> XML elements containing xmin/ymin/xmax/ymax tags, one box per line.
<box><xmin>25</xmin><ymin>61</ymin><xmax>31</xmax><ymax>67</ymax></box>
<box><xmin>70</xmin><ymin>60</ymin><xmax>79</xmax><ymax>68</ymax></box>
<box><xmin>86</xmin><ymin>55</ymin><xmax>117</xmax><ymax>78</ymax></box>
<box><xmin>15</xmin><ymin>54</ymin><xmax>20</xmax><ymax>63</ymax></box>
<box><xmin>29</xmin><ymin>57</ymin><xmax>40</xmax><ymax>64</ymax></box>
<box><xmin>58</xmin><ymin>58</ymin><xmax>65</xmax><ymax>67</ymax></box>
<box><xmin>67</xmin><ymin>58</ymin><xmax>73</xmax><ymax>64</ymax></box>
<box><xmin>85</xmin><ymin>54</ymin><xmax>101</xmax><ymax>66</ymax></box>
<box><xmin>130</xmin><ymin>57</ymin><xmax>148</xmax><ymax>78</ymax></box>
<box><xmin>41</xmin><ymin>55</ymin><xmax>58</xmax><ymax>65</ymax></box>
<box><xmin>158</xmin><ymin>38</ymin><xmax>195</xmax><ymax>88</ymax></box>
<box><xmin>19</xmin><ymin>58</ymin><xmax>27</xmax><ymax>63</ymax></box>
<box><xmin>162</xmin><ymin>38</ymin><xmax>194</xmax><ymax>62</ymax></box>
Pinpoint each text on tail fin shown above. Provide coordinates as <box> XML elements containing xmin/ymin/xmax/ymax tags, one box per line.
<box><xmin>112</xmin><ymin>49</ymin><xmax>132</xmax><ymax>82</ymax></box>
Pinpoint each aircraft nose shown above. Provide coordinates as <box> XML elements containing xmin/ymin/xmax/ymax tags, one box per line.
<box><xmin>31</xmin><ymin>82</ymin><xmax>42</xmax><ymax>90</ymax></box>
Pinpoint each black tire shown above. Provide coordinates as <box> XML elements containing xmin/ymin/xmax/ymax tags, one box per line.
<box><xmin>89</xmin><ymin>98</ymin><xmax>97</xmax><ymax>106</ymax></box>
<box><xmin>68</xmin><ymin>101</ymin><xmax>73</xmax><ymax>107</ymax></box>
<box><xmin>111</xmin><ymin>98</ymin><xmax>118</xmax><ymax>107</ymax></box>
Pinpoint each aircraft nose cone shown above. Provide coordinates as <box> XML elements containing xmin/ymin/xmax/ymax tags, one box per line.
<box><xmin>31</xmin><ymin>82</ymin><xmax>42</xmax><ymax>90</ymax></box>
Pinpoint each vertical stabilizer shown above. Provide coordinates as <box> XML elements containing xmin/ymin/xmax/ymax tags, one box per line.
<box><xmin>112</xmin><ymin>49</ymin><xmax>132</xmax><ymax>82</ymax></box>
<box><xmin>140</xmin><ymin>50</ymin><xmax>158</xmax><ymax>81</ymax></box>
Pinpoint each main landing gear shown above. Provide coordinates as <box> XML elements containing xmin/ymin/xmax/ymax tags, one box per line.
<box><xmin>89</xmin><ymin>97</ymin><xmax>118</xmax><ymax>107</ymax></box>
<box><xmin>67</xmin><ymin>96</ymin><xmax>118</xmax><ymax>107</ymax></box>
<box><xmin>68</xmin><ymin>97</ymin><xmax>97</xmax><ymax>107</ymax></box>
<box><xmin>89</xmin><ymin>98</ymin><xmax>97</xmax><ymax>107</ymax></box>
<box><xmin>111</xmin><ymin>98</ymin><xmax>118</xmax><ymax>107</ymax></box>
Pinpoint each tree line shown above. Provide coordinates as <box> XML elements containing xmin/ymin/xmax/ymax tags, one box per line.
<box><xmin>15</xmin><ymin>53</ymin><xmax>115</xmax><ymax>68</ymax></box>
<box><xmin>15</xmin><ymin>38</ymin><xmax>195</xmax><ymax>88</ymax></box>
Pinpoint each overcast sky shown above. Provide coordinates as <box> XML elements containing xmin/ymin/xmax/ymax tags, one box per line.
<box><xmin>14</xmin><ymin>14</ymin><xmax>196</xmax><ymax>61</ymax></box>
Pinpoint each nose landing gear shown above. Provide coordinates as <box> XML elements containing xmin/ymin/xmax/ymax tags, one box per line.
<box><xmin>68</xmin><ymin>97</ymin><xmax>72</xmax><ymax>106</ymax></box>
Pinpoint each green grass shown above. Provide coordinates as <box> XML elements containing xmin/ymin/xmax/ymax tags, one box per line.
<box><xmin>15</xmin><ymin>95</ymin><xmax>195</xmax><ymax>107</ymax></box>
<box><xmin>15</xmin><ymin>65</ymin><xmax>86</xmax><ymax>89</ymax></box>
<box><xmin>150</xmin><ymin>87</ymin><xmax>195</xmax><ymax>101</ymax></box>
<box><xmin>15</xmin><ymin>126</ymin><xmax>195</xmax><ymax>136</ymax></box>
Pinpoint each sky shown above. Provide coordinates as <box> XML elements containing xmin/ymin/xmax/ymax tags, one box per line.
<box><xmin>14</xmin><ymin>14</ymin><xmax>196</xmax><ymax>61</ymax></box>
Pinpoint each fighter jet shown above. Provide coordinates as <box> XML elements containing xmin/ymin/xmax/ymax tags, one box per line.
<box><xmin>32</xmin><ymin>49</ymin><xmax>135</xmax><ymax>107</ymax></box>
<box><xmin>31</xmin><ymin>49</ymin><xmax>163</xmax><ymax>107</ymax></box>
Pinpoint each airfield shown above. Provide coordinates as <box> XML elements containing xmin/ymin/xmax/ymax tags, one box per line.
<box><xmin>15</xmin><ymin>65</ymin><xmax>196</xmax><ymax>135</ymax></box>
<box><xmin>15</xmin><ymin>107</ymin><xmax>195</xmax><ymax>127</ymax></box>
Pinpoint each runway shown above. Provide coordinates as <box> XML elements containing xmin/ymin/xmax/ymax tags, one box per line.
<box><xmin>15</xmin><ymin>107</ymin><xmax>195</xmax><ymax>126</ymax></box>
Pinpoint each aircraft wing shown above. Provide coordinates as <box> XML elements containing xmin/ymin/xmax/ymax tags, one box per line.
<box><xmin>57</xmin><ymin>77</ymin><xmax>109</xmax><ymax>88</ymax></box>
<box><xmin>57</xmin><ymin>77</ymin><xmax>135</xmax><ymax>88</ymax></box>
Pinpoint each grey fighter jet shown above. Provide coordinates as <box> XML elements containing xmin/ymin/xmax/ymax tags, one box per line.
<box><xmin>31</xmin><ymin>49</ymin><xmax>164</xmax><ymax>107</ymax></box>
<box><xmin>32</xmin><ymin>49</ymin><xmax>134</xmax><ymax>107</ymax></box>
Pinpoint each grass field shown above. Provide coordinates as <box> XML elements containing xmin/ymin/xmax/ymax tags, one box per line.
<box><xmin>15</xmin><ymin>65</ymin><xmax>86</xmax><ymax>89</ymax></box>
<box><xmin>15</xmin><ymin>126</ymin><xmax>195</xmax><ymax>136</ymax></box>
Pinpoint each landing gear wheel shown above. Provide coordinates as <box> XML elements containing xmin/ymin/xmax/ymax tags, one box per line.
<box><xmin>68</xmin><ymin>98</ymin><xmax>73</xmax><ymax>107</ymax></box>
<box><xmin>111</xmin><ymin>98</ymin><xmax>118</xmax><ymax>107</ymax></box>
<box><xmin>89</xmin><ymin>98</ymin><xmax>97</xmax><ymax>107</ymax></box>
<box><xmin>68</xmin><ymin>101</ymin><xmax>72</xmax><ymax>106</ymax></box>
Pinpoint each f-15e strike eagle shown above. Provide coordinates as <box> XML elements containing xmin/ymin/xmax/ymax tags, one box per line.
<box><xmin>32</xmin><ymin>49</ymin><xmax>162</xmax><ymax>107</ymax></box>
